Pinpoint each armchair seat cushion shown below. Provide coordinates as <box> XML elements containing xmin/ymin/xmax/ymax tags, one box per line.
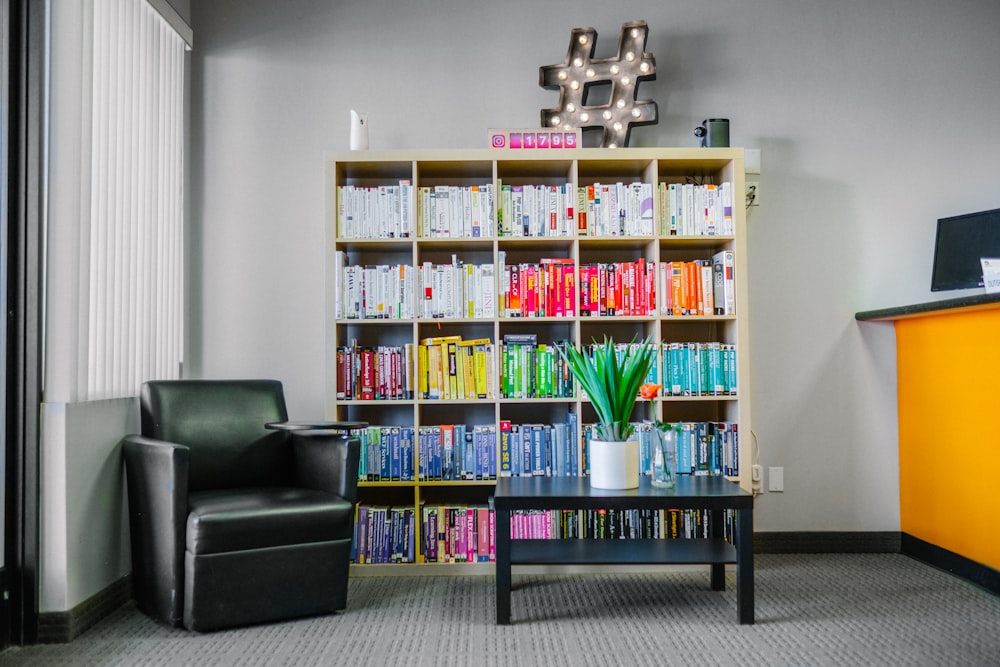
<box><xmin>186</xmin><ymin>487</ymin><xmax>355</xmax><ymax>555</ymax></box>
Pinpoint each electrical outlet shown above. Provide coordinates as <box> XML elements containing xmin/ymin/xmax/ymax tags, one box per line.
<box><xmin>745</xmin><ymin>181</ymin><xmax>760</xmax><ymax>206</ymax></box>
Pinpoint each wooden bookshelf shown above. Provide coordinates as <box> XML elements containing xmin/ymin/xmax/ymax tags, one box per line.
<box><xmin>325</xmin><ymin>148</ymin><xmax>752</xmax><ymax>573</ymax></box>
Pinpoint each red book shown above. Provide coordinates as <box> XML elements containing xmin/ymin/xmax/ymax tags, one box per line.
<box><xmin>508</xmin><ymin>264</ymin><xmax>521</xmax><ymax>317</ymax></box>
<box><xmin>360</xmin><ymin>347</ymin><xmax>376</xmax><ymax>400</ymax></box>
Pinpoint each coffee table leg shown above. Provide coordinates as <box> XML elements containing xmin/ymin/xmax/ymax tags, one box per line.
<box><xmin>709</xmin><ymin>508</ymin><xmax>725</xmax><ymax>590</ymax></box>
<box><xmin>737</xmin><ymin>506</ymin><xmax>755</xmax><ymax>624</ymax></box>
<box><xmin>496</xmin><ymin>506</ymin><xmax>511</xmax><ymax>624</ymax></box>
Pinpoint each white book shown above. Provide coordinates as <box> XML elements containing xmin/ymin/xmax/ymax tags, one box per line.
<box><xmin>334</xmin><ymin>251</ymin><xmax>346</xmax><ymax>319</ymax></box>
<box><xmin>432</xmin><ymin>265</ymin><xmax>445</xmax><ymax>318</ymax></box>
<box><xmin>700</xmin><ymin>260</ymin><xmax>714</xmax><ymax>316</ymax></box>
<box><xmin>480</xmin><ymin>263</ymin><xmax>495</xmax><ymax>318</ymax></box>
<box><xmin>712</xmin><ymin>250</ymin><xmax>736</xmax><ymax>315</ymax></box>
<box><xmin>421</xmin><ymin>260</ymin><xmax>433</xmax><ymax>318</ymax></box>
<box><xmin>418</xmin><ymin>187</ymin><xmax>431</xmax><ymax>238</ymax></box>
<box><xmin>720</xmin><ymin>182</ymin><xmax>734</xmax><ymax>235</ymax></box>
<box><xmin>399</xmin><ymin>180</ymin><xmax>412</xmax><ymax>238</ymax></box>
<box><xmin>337</xmin><ymin>186</ymin><xmax>350</xmax><ymax>238</ymax></box>
<box><xmin>349</xmin><ymin>265</ymin><xmax>362</xmax><ymax>319</ymax></box>
<box><xmin>470</xmin><ymin>186</ymin><xmax>481</xmax><ymax>238</ymax></box>
<box><xmin>462</xmin><ymin>187</ymin><xmax>473</xmax><ymax>238</ymax></box>
<box><xmin>483</xmin><ymin>184</ymin><xmax>495</xmax><ymax>236</ymax></box>
<box><xmin>434</xmin><ymin>186</ymin><xmax>449</xmax><ymax>238</ymax></box>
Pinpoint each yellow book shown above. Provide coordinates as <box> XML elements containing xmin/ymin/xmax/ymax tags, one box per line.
<box><xmin>446</xmin><ymin>342</ymin><xmax>459</xmax><ymax>399</ymax></box>
<box><xmin>458</xmin><ymin>337</ymin><xmax>492</xmax><ymax>346</ymax></box>
<box><xmin>417</xmin><ymin>344</ymin><xmax>428</xmax><ymax>398</ymax></box>
<box><xmin>420</xmin><ymin>334</ymin><xmax>463</xmax><ymax>345</ymax></box>
<box><xmin>484</xmin><ymin>342</ymin><xmax>495</xmax><ymax>399</ymax></box>
<box><xmin>454</xmin><ymin>341</ymin><xmax>467</xmax><ymax>399</ymax></box>
<box><xmin>426</xmin><ymin>344</ymin><xmax>441</xmax><ymax>399</ymax></box>
<box><xmin>466</xmin><ymin>262</ymin><xmax>475</xmax><ymax>318</ymax></box>
<box><xmin>461</xmin><ymin>344</ymin><xmax>476</xmax><ymax>399</ymax></box>
<box><xmin>474</xmin><ymin>342</ymin><xmax>489</xmax><ymax>398</ymax></box>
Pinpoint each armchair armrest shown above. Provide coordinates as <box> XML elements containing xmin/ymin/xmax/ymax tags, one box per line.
<box><xmin>290</xmin><ymin>432</ymin><xmax>361</xmax><ymax>504</ymax></box>
<box><xmin>122</xmin><ymin>434</ymin><xmax>189</xmax><ymax>626</ymax></box>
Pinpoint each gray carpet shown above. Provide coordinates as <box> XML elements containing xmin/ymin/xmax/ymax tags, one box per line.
<box><xmin>2</xmin><ymin>554</ymin><xmax>998</xmax><ymax>666</ymax></box>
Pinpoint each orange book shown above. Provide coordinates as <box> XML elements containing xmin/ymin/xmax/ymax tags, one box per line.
<box><xmin>671</xmin><ymin>262</ymin><xmax>684</xmax><ymax>316</ymax></box>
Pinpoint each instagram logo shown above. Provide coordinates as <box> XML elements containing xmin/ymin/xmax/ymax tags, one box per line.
<box><xmin>491</xmin><ymin>134</ymin><xmax>506</xmax><ymax>148</ymax></box>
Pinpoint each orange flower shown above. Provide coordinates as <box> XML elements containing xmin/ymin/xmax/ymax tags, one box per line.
<box><xmin>639</xmin><ymin>382</ymin><xmax>662</xmax><ymax>400</ymax></box>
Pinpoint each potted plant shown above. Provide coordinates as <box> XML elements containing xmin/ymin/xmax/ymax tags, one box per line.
<box><xmin>558</xmin><ymin>335</ymin><xmax>658</xmax><ymax>489</ymax></box>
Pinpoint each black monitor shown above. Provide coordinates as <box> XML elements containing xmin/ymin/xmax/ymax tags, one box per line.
<box><xmin>930</xmin><ymin>208</ymin><xmax>1000</xmax><ymax>291</ymax></box>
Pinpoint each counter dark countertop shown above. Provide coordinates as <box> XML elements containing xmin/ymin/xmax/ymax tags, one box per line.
<box><xmin>855</xmin><ymin>292</ymin><xmax>1000</xmax><ymax>322</ymax></box>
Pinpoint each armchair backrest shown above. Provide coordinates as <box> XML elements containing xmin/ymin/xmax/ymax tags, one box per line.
<box><xmin>141</xmin><ymin>379</ymin><xmax>292</xmax><ymax>491</ymax></box>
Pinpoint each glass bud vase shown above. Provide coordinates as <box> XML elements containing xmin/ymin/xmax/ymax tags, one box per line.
<box><xmin>651</xmin><ymin>426</ymin><xmax>677</xmax><ymax>488</ymax></box>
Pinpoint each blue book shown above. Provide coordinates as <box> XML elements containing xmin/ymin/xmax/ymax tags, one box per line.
<box><xmin>488</xmin><ymin>426</ymin><xmax>497</xmax><ymax>479</ymax></box>
<box><xmin>400</xmin><ymin>427</ymin><xmax>413</xmax><ymax>481</ymax></box>
<box><xmin>390</xmin><ymin>427</ymin><xmax>401</xmax><ymax>480</ymax></box>
<box><xmin>380</xmin><ymin>429</ymin><xmax>391</xmax><ymax>481</ymax></box>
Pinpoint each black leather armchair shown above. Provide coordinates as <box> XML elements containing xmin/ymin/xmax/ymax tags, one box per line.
<box><xmin>122</xmin><ymin>379</ymin><xmax>361</xmax><ymax>631</ymax></box>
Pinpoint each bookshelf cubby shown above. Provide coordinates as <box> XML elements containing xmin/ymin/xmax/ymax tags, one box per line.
<box><xmin>325</xmin><ymin>148</ymin><xmax>751</xmax><ymax>574</ymax></box>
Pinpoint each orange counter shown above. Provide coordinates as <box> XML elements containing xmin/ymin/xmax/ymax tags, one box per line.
<box><xmin>858</xmin><ymin>294</ymin><xmax>1000</xmax><ymax>574</ymax></box>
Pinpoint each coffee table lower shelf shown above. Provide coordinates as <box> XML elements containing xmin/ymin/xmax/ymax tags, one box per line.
<box><xmin>510</xmin><ymin>538</ymin><xmax>736</xmax><ymax>565</ymax></box>
<box><xmin>494</xmin><ymin>476</ymin><xmax>754</xmax><ymax>625</ymax></box>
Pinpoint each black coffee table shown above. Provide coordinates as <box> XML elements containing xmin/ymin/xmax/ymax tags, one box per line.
<box><xmin>494</xmin><ymin>475</ymin><xmax>754</xmax><ymax>624</ymax></box>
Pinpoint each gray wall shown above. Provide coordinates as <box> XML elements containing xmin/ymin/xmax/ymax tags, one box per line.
<box><xmin>189</xmin><ymin>0</ymin><xmax>1000</xmax><ymax>533</ymax></box>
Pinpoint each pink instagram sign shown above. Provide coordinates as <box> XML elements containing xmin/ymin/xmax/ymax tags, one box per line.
<box><xmin>488</xmin><ymin>129</ymin><xmax>581</xmax><ymax>149</ymax></box>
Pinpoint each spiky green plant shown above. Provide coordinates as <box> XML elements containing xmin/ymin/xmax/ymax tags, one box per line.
<box><xmin>557</xmin><ymin>335</ymin><xmax>657</xmax><ymax>442</ymax></box>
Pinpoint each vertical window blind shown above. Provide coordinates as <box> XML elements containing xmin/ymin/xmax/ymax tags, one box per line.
<box><xmin>86</xmin><ymin>0</ymin><xmax>185</xmax><ymax>399</ymax></box>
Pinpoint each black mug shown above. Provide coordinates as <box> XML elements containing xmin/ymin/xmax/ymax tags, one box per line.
<box><xmin>694</xmin><ymin>119</ymin><xmax>729</xmax><ymax>148</ymax></box>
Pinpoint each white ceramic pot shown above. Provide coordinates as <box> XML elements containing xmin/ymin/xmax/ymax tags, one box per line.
<box><xmin>589</xmin><ymin>438</ymin><xmax>639</xmax><ymax>489</ymax></box>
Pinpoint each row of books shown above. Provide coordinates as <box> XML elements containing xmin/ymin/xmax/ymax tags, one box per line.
<box><xmin>418</xmin><ymin>259</ymin><xmax>497</xmax><ymax>319</ymax></box>
<box><xmin>416</xmin><ymin>184</ymin><xmax>496</xmax><ymax>238</ymax></box>
<box><xmin>333</xmin><ymin>251</ymin><xmax>735</xmax><ymax>321</ymax></box>
<box><xmin>499</xmin><ymin>418</ymin><xmax>580</xmax><ymax>478</ymax></box>
<box><xmin>632</xmin><ymin>421</ymin><xmax>740</xmax><ymax>478</ymax></box>
<box><xmin>351</xmin><ymin>503</ymin><xmax>740</xmax><ymax>565</ymax></box>
<box><xmin>333</xmin><ymin>258</ymin><xmax>417</xmax><ymax>320</ymax></box>
<box><xmin>333</xmin><ymin>339</ymin><xmax>737</xmax><ymax>404</ymax></box>
<box><xmin>354</xmin><ymin>419</ymin><xmax>740</xmax><ymax>481</ymax></box>
<box><xmin>511</xmin><ymin>507</ymin><xmax>737</xmax><ymax>542</ymax></box>
<box><xmin>336</xmin><ymin>181</ymin><xmax>735</xmax><ymax>241</ymax></box>
<box><xmin>497</xmin><ymin>181</ymin><xmax>577</xmax><ymax>237</ymax></box>
<box><xmin>335</xmin><ymin>183</ymin><xmax>499</xmax><ymax>240</ymax></box>
<box><xmin>353</xmin><ymin>505</ymin><xmax>417</xmax><ymax>564</ymax></box>
<box><xmin>354</xmin><ymin>423</ymin><xmax>499</xmax><ymax>482</ymax></box>
<box><xmin>417</xmin><ymin>335</ymin><xmax>496</xmax><ymax>401</ymax></box>
<box><xmin>499</xmin><ymin>335</ymin><xmax>573</xmax><ymax>399</ymax></box>
<box><xmin>578</xmin><ymin>259</ymin><xmax>657</xmax><ymax>317</ymax></box>
<box><xmin>496</xmin><ymin>255</ymin><xmax>576</xmax><ymax>318</ymax></box>
<box><xmin>337</xmin><ymin>182</ymin><xmax>415</xmax><ymax>239</ymax></box>
<box><xmin>660</xmin><ymin>250</ymin><xmax>736</xmax><ymax>316</ymax></box>
<box><xmin>416</xmin><ymin>423</ymin><xmax>498</xmax><ymax>481</ymax></box>
<box><xmin>422</xmin><ymin>504</ymin><xmax>496</xmax><ymax>563</ymax></box>
<box><xmin>335</xmin><ymin>343</ymin><xmax>414</xmax><ymax>401</ymax></box>
<box><xmin>658</xmin><ymin>182</ymin><xmax>735</xmax><ymax>236</ymax></box>
<box><xmin>357</xmin><ymin>425</ymin><xmax>415</xmax><ymax>481</ymax></box>
<box><xmin>576</xmin><ymin>182</ymin><xmax>656</xmax><ymax>237</ymax></box>
<box><xmin>350</xmin><ymin>418</ymin><xmax>738</xmax><ymax>481</ymax></box>
<box><xmin>663</xmin><ymin>342</ymin><xmax>739</xmax><ymax>396</ymax></box>
<box><xmin>497</xmin><ymin>419</ymin><xmax>739</xmax><ymax>478</ymax></box>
